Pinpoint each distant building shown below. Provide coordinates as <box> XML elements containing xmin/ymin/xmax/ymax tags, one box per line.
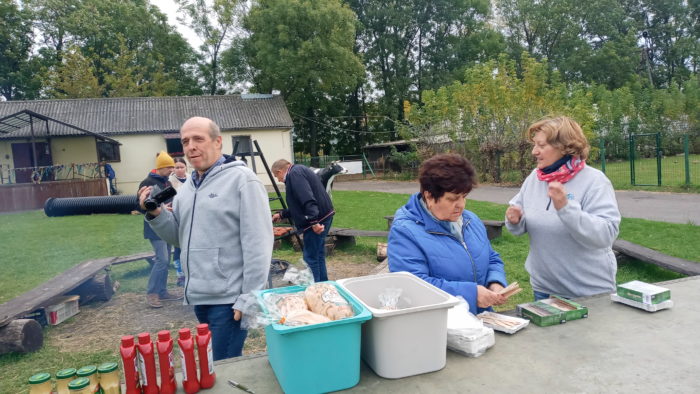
<box><xmin>0</xmin><ymin>95</ymin><xmax>294</xmax><ymax>191</ymax></box>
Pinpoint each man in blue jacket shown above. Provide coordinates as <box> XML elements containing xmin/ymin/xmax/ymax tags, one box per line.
<box><xmin>271</xmin><ymin>159</ymin><xmax>334</xmax><ymax>282</ymax></box>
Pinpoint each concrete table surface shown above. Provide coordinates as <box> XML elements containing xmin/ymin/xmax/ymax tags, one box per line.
<box><xmin>191</xmin><ymin>277</ymin><xmax>700</xmax><ymax>393</ymax></box>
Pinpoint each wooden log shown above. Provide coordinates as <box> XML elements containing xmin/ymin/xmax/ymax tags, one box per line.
<box><xmin>0</xmin><ymin>319</ymin><xmax>43</xmax><ymax>354</ymax></box>
<box><xmin>67</xmin><ymin>273</ymin><xmax>114</xmax><ymax>305</ymax></box>
<box><xmin>377</xmin><ymin>242</ymin><xmax>387</xmax><ymax>262</ymax></box>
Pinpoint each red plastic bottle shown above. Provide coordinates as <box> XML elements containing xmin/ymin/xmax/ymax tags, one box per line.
<box><xmin>136</xmin><ymin>332</ymin><xmax>159</xmax><ymax>394</ymax></box>
<box><xmin>178</xmin><ymin>328</ymin><xmax>200</xmax><ymax>394</ymax></box>
<box><xmin>120</xmin><ymin>335</ymin><xmax>141</xmax><ymax>394</ymax></box>
<box><xmin>157</xmin><ymin>330</ymin><xmax>177</xmax><ymax>394</ymax></box>
<box><xmin>196</xmin><ymin>324</ymin><xmax>216</xmax><ymax>388</ymax></box>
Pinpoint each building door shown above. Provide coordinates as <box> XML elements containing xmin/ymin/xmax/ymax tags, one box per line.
<box><xmin>11</xmin><ymin>142</ymin><xmax>53</xmax><ymax>183</ymax></box>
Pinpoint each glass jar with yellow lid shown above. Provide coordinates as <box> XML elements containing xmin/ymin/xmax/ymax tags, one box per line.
<box><xmin>68</xmin><ymin>377</ymin><xmax>92</xmax><ymax>394</ymax></box>
<box><xmin>97</xmin><ymin>362</ymin><xmax>120</xmax><ymax>394</ymax></box>
<box><xmin>28</xmin><ymin>372</ymin><xmax>52</xmax><ymax>394</ymax></box>
<box><xmin>76</xmin><ymin>365</ymin><xmax>102</xmax><ymax>393</ymax></box>
<box><xmin>55</xmin><ymin>368</ymin><xmax>77</xmax><ymax>394</ymax></box>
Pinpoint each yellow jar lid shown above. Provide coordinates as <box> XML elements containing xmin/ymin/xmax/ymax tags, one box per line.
<box><xmin>76</xmin><ymin>365</ymin><xmax>97</xmax><ymax>376</ymax></box>
<box><xmin>28</xmin><ymin>372</ymin><xmax>51</xmax><ymax>384</ymax></box>
<box><xmin>97</xmin><ymin>362</ymin><xmax>118</xmax><ymax>373</ymax></box>
<box><xmin>56</xmin><ymin>368</ymin><xmax>77</xmax><ymax>379</ymax></box>
<box><xmin>68</xmin><ymin>377</ymin><xmax>90</xmax><ymax>390</ymax></box>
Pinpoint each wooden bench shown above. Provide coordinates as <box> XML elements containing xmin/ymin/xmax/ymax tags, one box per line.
<box><xmin>613</xmin><ymin>239</ymin><xmax>700</xmax><ymax>276</ymax></box>
<box><xmin>328</xmin><ymin>228</ymin><xmax>389</xmax><ymax>248</ymax></box>
<box><xmin>0</xmin><ymin>251</ymin><xmax>153</xmax><ymax>354</ymax></box>
<box><xmin>383</xmin><ymin>215</ymin><xmax>504</xmax><ymax>240</ymax></box>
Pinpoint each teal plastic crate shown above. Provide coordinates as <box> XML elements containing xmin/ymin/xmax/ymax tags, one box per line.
<box><xmin>256</xmin><ymin>282</ymin><xmax>372</xmax><ymax>394</ymax></box>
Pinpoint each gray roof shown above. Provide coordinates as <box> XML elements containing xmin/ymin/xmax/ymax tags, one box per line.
<box><xmin>0</xmin><ymin>94</ymin><xmax>294</xmax><ymax>140</ymax></box>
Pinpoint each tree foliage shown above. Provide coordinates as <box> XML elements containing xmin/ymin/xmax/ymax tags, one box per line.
<box><xmin>244</xmin><ymin>0</ymin><xmax>365</xmax><ymax>156</ymax></box>
<box><xmin>176</xmin><ymin>0</ymin><xmax>243</xmax><ymax>95</ymax></box>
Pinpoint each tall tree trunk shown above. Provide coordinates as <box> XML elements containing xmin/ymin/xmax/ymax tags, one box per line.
<box><xmin>308</xmin><ymin>107</ymin><xmax>319</xmax><ymax>167</ymax></box>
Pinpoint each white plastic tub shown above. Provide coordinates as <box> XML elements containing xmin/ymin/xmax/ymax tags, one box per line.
<box><xmin>338</xmin><ymin>272</ymin><xmax>459</xmax><ymax>379</ymax></box>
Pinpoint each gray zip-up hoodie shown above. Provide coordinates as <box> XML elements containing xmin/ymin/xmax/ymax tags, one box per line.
<box><xmin>506</xmin><ymin>166</ymin><xmax>620</xmax><ymax>298</ymax></box>
<box><xmin>147</xmin><ymin>160</ymin><xmax>273</xmax><ymax>311</ymax></box>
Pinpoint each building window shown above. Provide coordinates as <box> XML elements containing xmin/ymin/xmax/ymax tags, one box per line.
<box><xmin>96</xmin><ymin>141</ymin><xmax>120</xmax><ymax>162</ymax></box>
<box><xmin>166</xmin><ymin>138</ymin><xmax>184</xmax><ymax>157</ymax></box>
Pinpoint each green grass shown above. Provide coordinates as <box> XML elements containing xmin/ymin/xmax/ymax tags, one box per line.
<box><xmin>1</xmin><ymin>190</ymin><xmax>698</xmax><ymax>391</ymax></box>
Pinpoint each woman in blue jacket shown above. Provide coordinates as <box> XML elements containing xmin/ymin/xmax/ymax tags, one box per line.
<box><xmin>388</xmin><ymin>154</ymin><xmax>508</xmax><ymax>315</ymax></box>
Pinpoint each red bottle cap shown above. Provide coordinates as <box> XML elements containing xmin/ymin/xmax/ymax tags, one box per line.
<box><xmin>178</xmin><ymin>328</ymin><xmax>191</xmax><ymax>339</ymax></box>
<box><xmin>137</xmin><ymin>332</ymin><xmax>151</xmax><ymax>344</ymax></box>
<box><xmin>196</xmin><ymin>324</ymin><xmax>209</xmax><ymax>335</ymax></box>
<box><xmin>121</xmin><ymin>335</ymin><xmax>134</xmax><ymax>347</ymax></box>
<box><xmin>158</xmin><ymin>330</ymin><xmax>171</xmax><ymax>341</ymax></box>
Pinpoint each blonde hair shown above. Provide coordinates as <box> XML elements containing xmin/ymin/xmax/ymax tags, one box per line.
<box><xmin>527</xmin><ymin>116</ymin><xmax>590</xmax><ymax>160</ymax></box>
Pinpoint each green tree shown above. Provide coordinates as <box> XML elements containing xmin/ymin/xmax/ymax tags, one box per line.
<box><xmin>408</xmin><ymin>55</ymin><xmax>594</xmax><ymax>182</ymax></box>
<box><xmin>176</xmin><ymin>0</ymin><xmax>243</xmax><ymax>95</ymax></box>
<box><xmin>0</xmin><ymin>0</ymin><xmax>40</xmax><ymax>100</ymax></box>
<box><xmin>348</xmin><ymin>0</ymin><xmax>502</xmax><ymax>129</ymax></box>
<box><xmin>48</xmin><ymin>45</ymin><xmax>103</xmax><ymax>98</ymax></box>
<box><xmin>244</xmin><ymin>0</ymin><xmax>365</xmax><ymax>158</ymax></box>
<box><xmin>29</xmin><ymin>0</ymin><xmax>200</xmax><ymax>97</ymax></box>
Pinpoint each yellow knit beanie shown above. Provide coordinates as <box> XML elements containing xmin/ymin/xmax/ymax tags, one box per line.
<box><xmin>155</xmin><ymin>151</ymin><xmax>175</xmax><ymax>169</ymax></box>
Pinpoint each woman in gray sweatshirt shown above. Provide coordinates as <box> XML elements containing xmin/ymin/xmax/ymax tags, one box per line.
<box><xmin>505</xmin><ymin>116</ymin><xmax>621</xmax><ymax>300</ymax></box>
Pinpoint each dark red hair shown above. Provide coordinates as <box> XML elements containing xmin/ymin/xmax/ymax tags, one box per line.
<box><xmin>419</xmin><ymin>154</ymin><xmax>477</xmax><ymax>200</ymax></box>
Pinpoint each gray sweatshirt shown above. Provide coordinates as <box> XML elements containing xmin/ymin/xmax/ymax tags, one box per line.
<box><xmin>506</xmin><ymin>166</ymin><xmax>621</xmax><ymax>298</ymax></box>
<box><xmin>147</xmin><ymin>160</ymin><xmax>273</xmax><ymax>311</ymax></box>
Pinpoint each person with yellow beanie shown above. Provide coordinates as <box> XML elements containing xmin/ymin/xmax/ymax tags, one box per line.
<box><xmin>139</xmin><ymin>151</ymin><xmax>182</xmax><ymax>308</ymax></box>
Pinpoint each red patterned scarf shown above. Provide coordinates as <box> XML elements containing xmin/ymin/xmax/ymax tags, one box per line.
<box><xmin>536</xmin><ymin>156</ymin><xmax>586</xmax><ymax>184</ymax></box>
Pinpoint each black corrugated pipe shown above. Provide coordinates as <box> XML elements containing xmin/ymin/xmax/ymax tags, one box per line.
<box><xmin>44</xmin><ymin>195</ymin><xmax>140</xmax><ymax>217</ymax></box>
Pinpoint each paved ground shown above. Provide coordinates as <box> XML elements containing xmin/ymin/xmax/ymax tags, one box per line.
<box><xmin>333</xmin><ymin>179</ymin><xmax>700</xmax><ymax>225</ymax></box>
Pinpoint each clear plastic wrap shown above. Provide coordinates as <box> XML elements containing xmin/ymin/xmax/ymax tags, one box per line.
<box><xmin>282</xmin><ymin>259</ymin><xmax>315</xmax><ymax>286</ymax></box>
<box><xmin>378</xmin><ymin>287</ymin><xmax>403</xmax><ymax>310</ymax></box>
<box><xmin>446</xmin><ymin>297</ymin><xmax>495</xmax><ymax>357</ymax></box>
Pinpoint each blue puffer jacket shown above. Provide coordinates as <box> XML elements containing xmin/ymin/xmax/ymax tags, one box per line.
<box><xmin>388</xmin><ymin>193</ymin><xmax>507</xmax><ymax>314</ymax></box>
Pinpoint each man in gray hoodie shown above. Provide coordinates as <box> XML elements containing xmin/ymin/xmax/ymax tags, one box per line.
<box><xmin>138</xmin><ymin>116</ymin><xmax>273</xmax><ymax>360</ymax></box>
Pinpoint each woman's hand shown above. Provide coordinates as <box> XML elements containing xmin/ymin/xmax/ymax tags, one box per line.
<box><xmin>506</xmin><ymin>205</ymin><xmax>523</xmax><ymax>224</ymax></box>
<box><xmin>477</xmin><ymin>285</ymin><xmax>507</xmax><ymax>308</ymax></box>
<box><xmin>548</xmin><ymin>181</ymin><xmax>568</xmax><ymax>210</ymax></box>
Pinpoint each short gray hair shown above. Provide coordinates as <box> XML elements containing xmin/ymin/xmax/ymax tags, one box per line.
<box><xmin>271</xmin><ymin>159</ymin><xmax>291</xmax><ymax>173</ymax></box>
<box><xmin>208</xmin><ymin>119</ymin><xmax>221</xmax><ymax>139</ymax></box>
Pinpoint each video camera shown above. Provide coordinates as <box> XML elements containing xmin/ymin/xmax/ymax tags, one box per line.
<box><xmin>144</xmin><ymin>185</ymin><xmax>177</xmax><ymax>211</ymax></box>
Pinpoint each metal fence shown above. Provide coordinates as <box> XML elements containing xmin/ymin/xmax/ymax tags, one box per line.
<box><xmin>0</xmin><ymin>162</ymin><xmax>104</xmax><ymax>185</ymax></box>
<box><xmin>296</xmin><ymin>133</ymin><xmax>700</xmax><ymax>189</ymax></box>
<box><xmin>590</xmin><ymin>133</ymin><xmax>700</xmax><ymax>188</ymax></box>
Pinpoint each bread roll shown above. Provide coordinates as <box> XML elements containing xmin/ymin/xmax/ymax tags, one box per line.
<box><xmin>304</xmin><ymin>283</ymin><xmax>354</xmax><ymax>320</ymax></box>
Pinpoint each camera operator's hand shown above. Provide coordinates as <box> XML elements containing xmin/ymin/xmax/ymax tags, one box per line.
<box><xmin>138</xmin><ymin>186</ymin><xmax>161</xmax><ymax>217</ymax></box>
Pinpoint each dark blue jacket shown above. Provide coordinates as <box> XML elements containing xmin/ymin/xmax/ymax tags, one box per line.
<box><xmin>388</xmin><ymin>193</ymin><xmax>507</xmax><ymax>314</ymax></box>
<box><xmin>139</xmin><ymin>172</ymin><xmax>171</xmax><ymax>240</ymax></box>
<box><xmin>280</xmin><ymin>164</ymin><xmax>334</xmax><ymax>231</ymax></box>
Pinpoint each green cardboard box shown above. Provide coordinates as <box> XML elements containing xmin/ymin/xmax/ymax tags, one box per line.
<box><xmin>616</xmin><ymin>281</ymin><xmax>671</xmax><ymax>305</ymax></box>
<box><xmin>517</xmin><ymin>296</ymin><xmax>588</xmax><ymax>327</ymax></box>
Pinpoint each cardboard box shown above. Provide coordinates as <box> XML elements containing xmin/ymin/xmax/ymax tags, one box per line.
<box><xmin>23</xmin><ymin>308</ymin><xmax>48</xmax><ymax>327</ymax></box>
<box><xmin>611</xmin><ymin>293</ymin><xmax>674</xmax><ymax>312</ymax></box>
<box><xmin>45</xmin><ymin>295</ymin><xmax>80</xmax><ymax>325</ymax></box>
<box><xmin>616</xmin><ymin>281</ymin><xmax>671</xmax><ymax>305</ymax></box>
<box><xmin>517</xmin><ymin>296</ymin><xmax>588</xmax><ymax>327</ymax></box>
